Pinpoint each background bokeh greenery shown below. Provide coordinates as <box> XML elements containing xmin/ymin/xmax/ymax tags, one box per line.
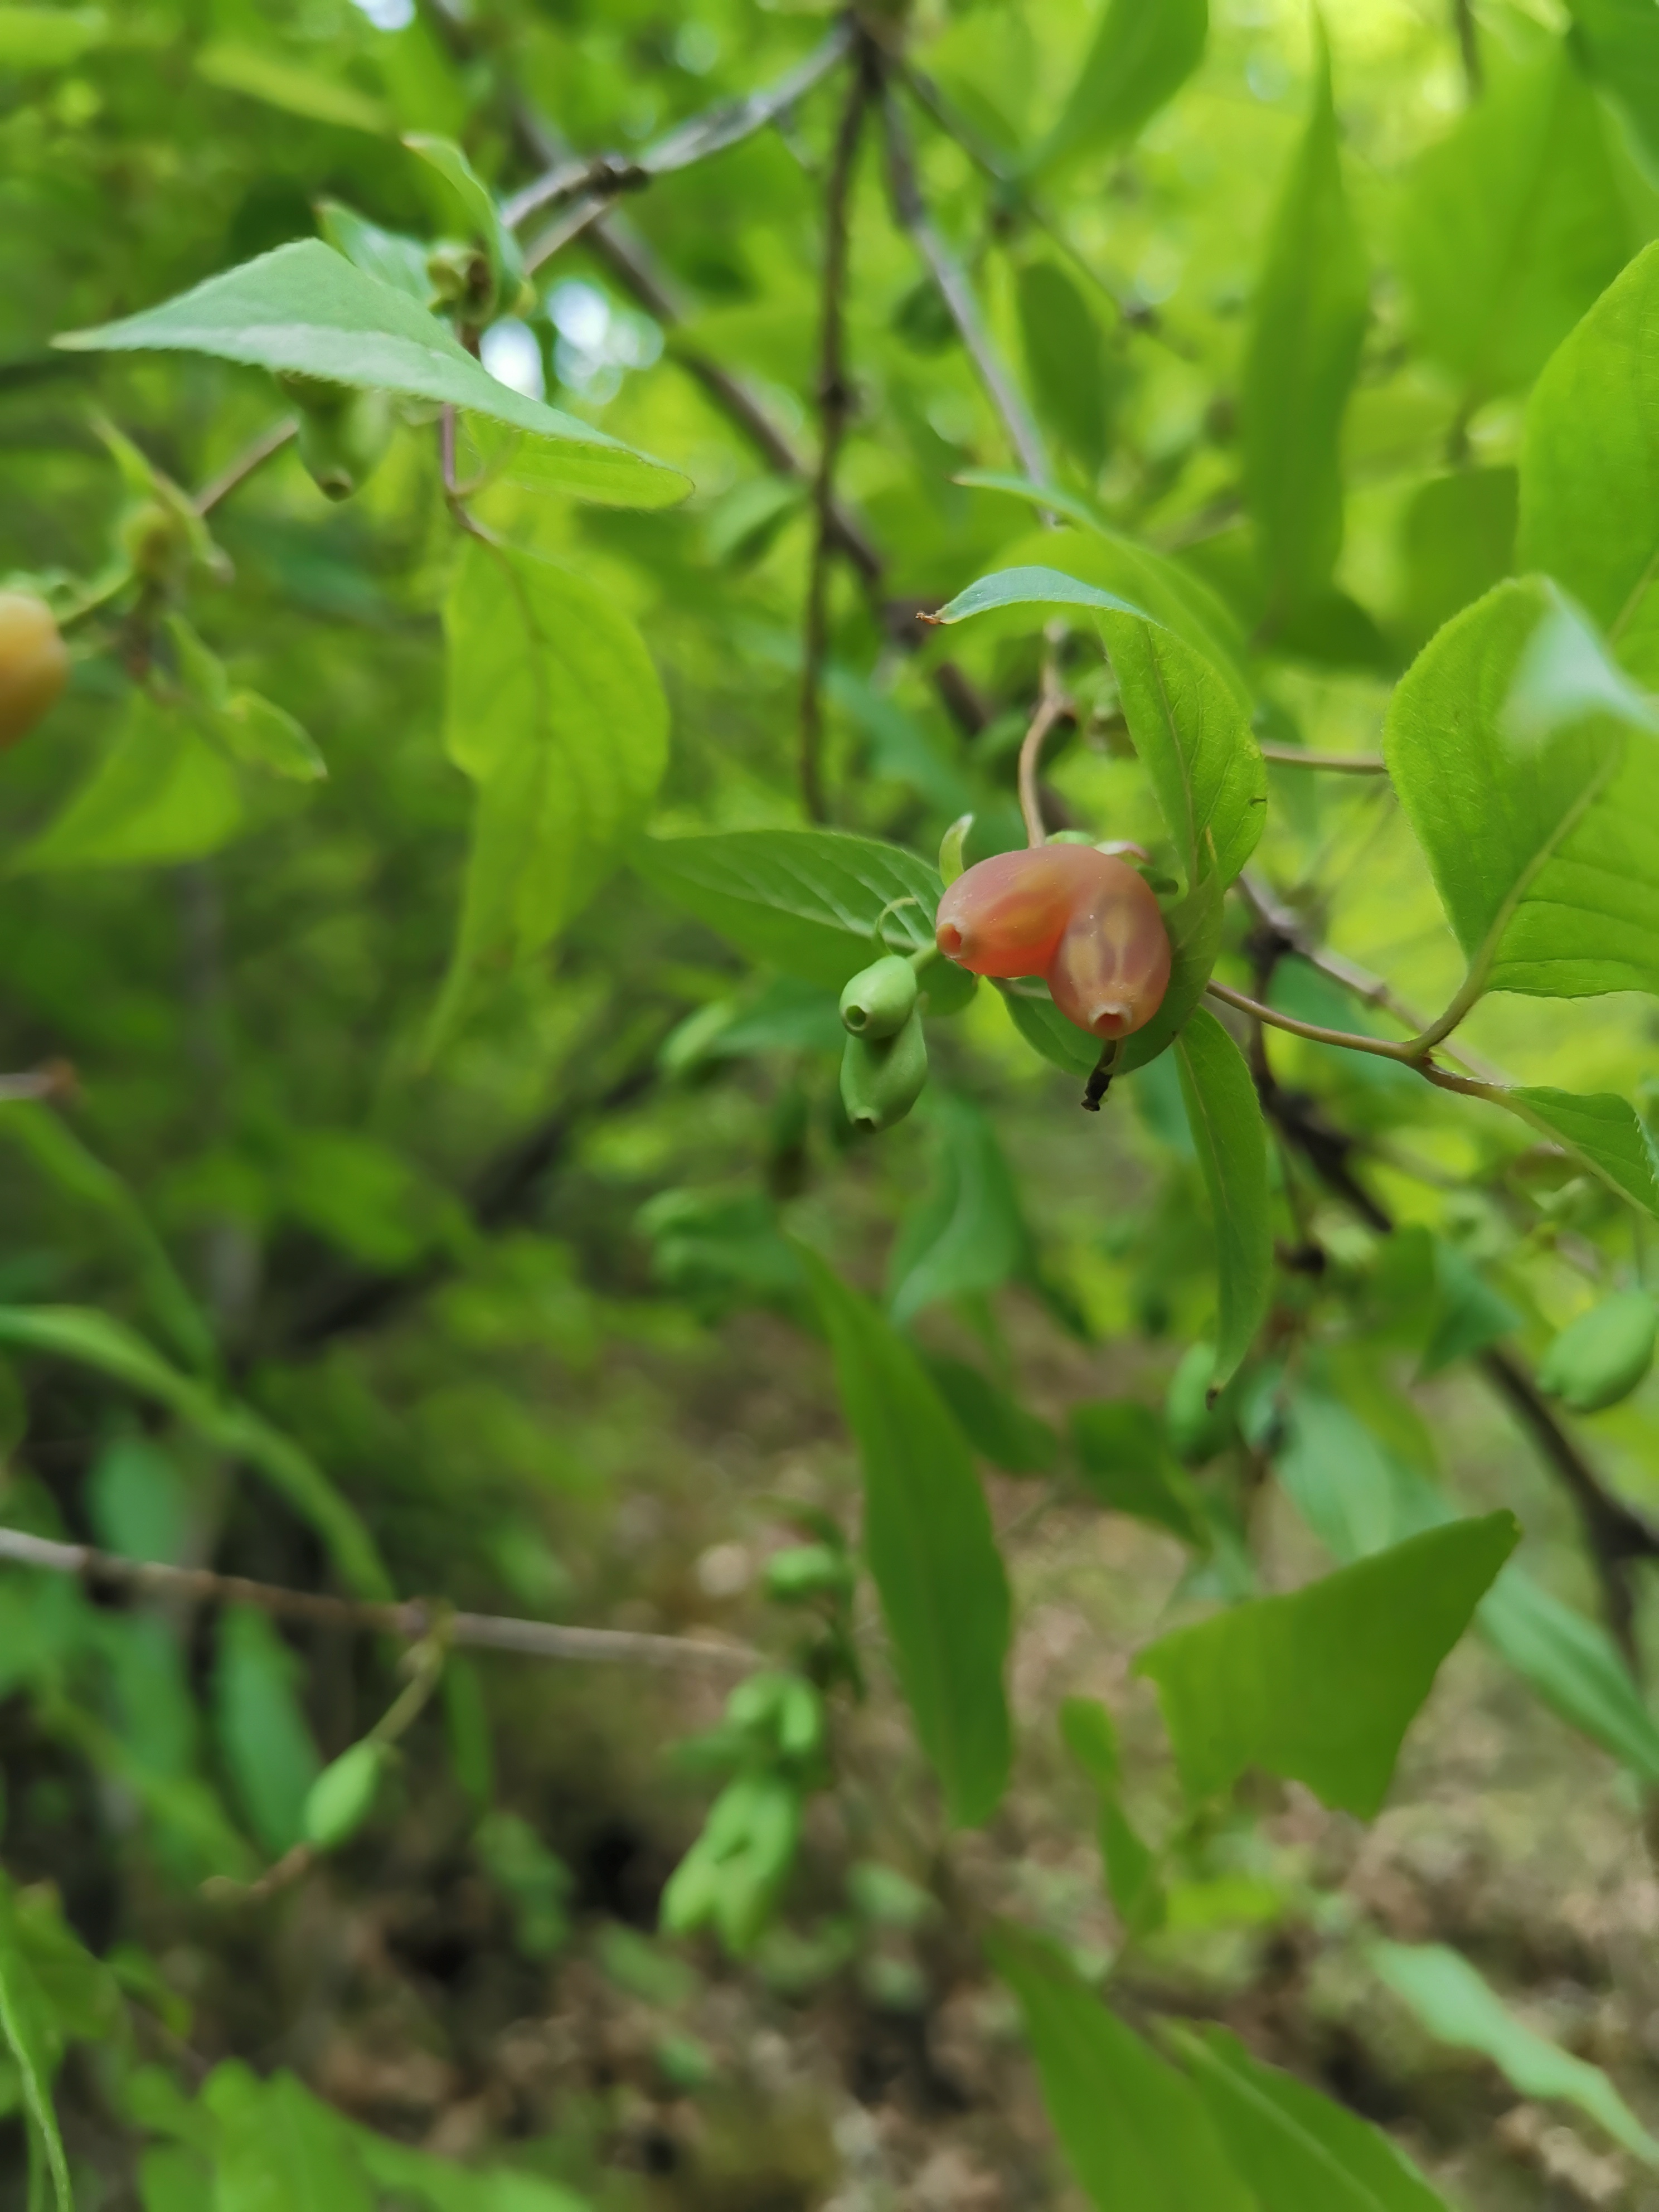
<box><xmin>7</xmin><ymin>0</ymin><xmax>1659</xmax><ymax>2204</ymax></box>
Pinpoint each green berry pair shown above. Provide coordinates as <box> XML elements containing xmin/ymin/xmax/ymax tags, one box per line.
<box><xmin>838</xmin><ymin>954</ymin><xmax>927</xmax><ymax>1133</ymax></box>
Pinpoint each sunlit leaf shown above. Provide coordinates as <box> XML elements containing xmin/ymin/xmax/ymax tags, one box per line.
<box><xmin>1136</xmin><ymin>1515</ymin><xmax>1519</xmax><ymax>1815</ymax></box>
<box><xmin>56</xmin><ymin>242</ymin><xmax>688</xmax><ymax>508</ymax></box>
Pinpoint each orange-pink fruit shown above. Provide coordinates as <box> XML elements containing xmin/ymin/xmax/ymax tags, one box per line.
<box><xmin>935</xmin><ymin>845</ymin><xmax>1171</xmax><ymax>1041</ymax></box>
<box><xmin>0</xmin><ymin>591</ymin><xmax>68</xmax><ymax>750</ymax></box>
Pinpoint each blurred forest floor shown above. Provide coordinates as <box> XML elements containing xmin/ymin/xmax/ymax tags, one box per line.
<box><xmin>12</xmin><ymin>1067</ymin><xmax>1658</xmax><ymax>2212</ymax></box>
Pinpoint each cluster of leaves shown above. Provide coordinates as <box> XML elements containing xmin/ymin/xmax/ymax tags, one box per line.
<box><xmin>8</xmin><ymin>0</ymin><xmax>1659</xmax><ymax>2205</ymax></box>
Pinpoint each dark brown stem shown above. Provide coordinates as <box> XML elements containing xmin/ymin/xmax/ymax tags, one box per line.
<box><xmin>512</xmin><ymin>19</ymin><xmax>855</xmax><ymax>253</ymax></box>
<box><xmin>498</xmin><ymin>93</ymin><xmax>992</xmax><ymax>735</ymax></box>
<box><xmin>801</xmin><ymin>45</ymin><xmax>875</xmax><ymax>824</ymax></box>
<box><xmin>1242</xmin><ymin>937</ymin><xmax>1658</xmax><ymax>1662</ymax></box>
<box><xmin>879</xmin><ymin>78</ymin><xmax>1050</xmax><ymax>486</ymax></box>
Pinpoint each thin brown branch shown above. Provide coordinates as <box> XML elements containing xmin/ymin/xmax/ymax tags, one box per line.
<box><xmin>1234</xmin><ymin>870</ymin><xmax>1510</xmax><ymax>1088</ymax></box>
<box><xmin>504</xmin><ymin>98</ymin><xmax>991</xmax><ymax>734</ymax></box>
<box><xmin>879</xmin><ymin>79</ymin><xmax>1051</xmax><ymax>487</ymax></box>
<box><xmin>511</xmin><ymin>18</ymin><xmax>854</xmax><ymax>253</ymax></box>
<box><xmin>1258</xmin><ymin>745</ymin><xmax>1388</xmax><ymax>774</ymax></box>
<box><xmin>1244</xmin><ymin>946</ymin><xmax>1659</xmax><ymax>1662</ymax></box>
<box><xmin>193</xmin><ymin>418</ymin><xmax>297</xmax><ymax>518</ymax></box>
<box><xmin>895</xmin><ymin>62</ymin><xmax>1190</xmax><ymax>358</ymax></box>
<box><xmin>0</xmin><ymin>1061</ymin><xmax>75</xmax><ymax>1105</ymax></box>
<box><xmin>801</xmin><ymin>45</ymin><xmax>875</xmax><ymax>824</ymax></box>
<box><xmin>0</xmin><ymin>1525</ymin><xmax>761</xmax><ymax>1672</ymax></box>
<box><xmin>1017</xmin><ymin>650</ymin><xmax>1074</xmax><ymax>847</ymax></box>
<box><xmin>1205</xmin><ymin>980</ymin><xmax>1427</xmax><ymax>1066</ymax></box>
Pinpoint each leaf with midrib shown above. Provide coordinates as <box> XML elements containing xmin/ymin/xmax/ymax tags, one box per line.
<box><xmin>1136</xmin><ymin>1514</ymin><xmax>1519</xmax><ymax>1815</ymax></box>
<box><xmin>989</xmin><ymin>1923</ymin><xmax>1252</xmax><ymax>2212</ymax></box>
<box><xmin>1383</xmin><ymin>576</ymin><xmax>1659</xmax><ymax>1005</ymax></box>
<box><xmin>55</xmin><ymin>241</ymin><xmax>688</xmax><ymax>509</ymax></box>
<box><xmin>933</xmin><ymin>567</ymin><xmax>1264</xmax><ymax>889</ymax></box>
<box><xmin>1169</xmin><ymin>2023</ymin><xmax>1451</xmax><ymax>2210</ymax></box>
<box><xmin>631</xmin><ymin>828</ymin><xmax>975</xmax><ymax>1011</ymax></box>
<box><xmin>1520</xmin><ymin>239</ymin><xmax>1659</xmax><ymax>683</ymax></box>
<box><xmin>1173</xmin><ymin>1005</ymin><xmax>1271</xmax><ymax>1388</ymax></box>
<box><xmin>801</xmin><ymin>1247</ymin><xmax>1011</xmax><ymax>1827</ymax></box>
<box><xmin>1241</xmin><ymin>18</ymin><xmax>1369</xmax><ymax>625</ymax></box>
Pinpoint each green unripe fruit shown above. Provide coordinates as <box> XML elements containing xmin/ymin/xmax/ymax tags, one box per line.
<box><xmin>840</xmin><ymin>1011</ymin><xmax>928</xmax><ymax>1134</ymax></box>
<box><xmin>1537</xmin><ymin>1291</ymin><xmax>1657</xmax><ymax>1414</ymax></box>
<box><xmin>302</xmin><ymin>1738</ymin><xmax>389</xmax><ymax>1851</ymax></box>
<box><xmin>0</xmin><ymin>591</ymin><xmax>69</xmax><ymax>749</ymax></box>
<box><xmin>840</xmin><ymin>954</ymin><xmax>919</xmax><ymax>1040</ymax></box>
<box><xmin>120</xmin><ymin>498</ymin><xmax>192</xmax><ymax>586</ymax></box>
<box><xmin>763</xmin><ymin>1543</ymin><xmax>853</xmax><ymax>1603</ymax></box>
<box><xmin>294</xmin><ymin>388</ymin><xmax>392</xmax><ymax>503</ymax></box>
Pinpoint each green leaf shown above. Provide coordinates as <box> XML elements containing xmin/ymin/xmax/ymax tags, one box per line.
<box><xmin>982</xmin><ymin>523</ymin><xmax>1251</xmax><ymax>702</ymax></box>
<box><xmin>1519</xmin><ymin>240</ymin><xmax>1659</xmax><ymax>683</ymax></box>
<box><xmin>404</xmin><ymin>133</ymin><xmax>524</xmax><ymax>307</ymax></box>
<box><xmin>1417</xmin><ymin>1241</ymin><xmax>1520</xmax><ymax>1379</ymax></box>
<box><xmin>801</xmin><ymin>1248</ymin><xmax>1012</xmax><ymax>1827</ymax></box>
<box><xmin>0</xmin><ymin>1099</ymin><xmax>215</xmax><ymax>1373</ymax></box>
<box><xmin>1172</xmin><ymin>1006</ymin><xmax>1271</xmax><ymax>1389</ymax></box>
<box><xmin>1504</xmin><ymin>1084</ymin><xmax>1659</xmax><ymax>1212</ymax></box>
<box><xmin>206</xmin><ymin>2063</ymin><xmax>377</xmax><ymax>2210</ymax></box>
<box><xmin>1241</xmin><ymin>19</ymin><xmax>1369</xmax><ymax>628</ymax></box>
<box><xmin>1277</xmin><ymin>1389</ymin><xmax>1659</xmax><ymax>1784</ymax></box>
<box><xmin>430</xmin><ymin>542</ymin><xmax>670</xmax><ymax>1047</ymax></box>
<box><xmin>0</xmin><ymin>1873</ymin><xmax>71</xmax><ymax>2211</ymax></box>
<box><xmin>932</xmin><ymin>561</ymin><xmax>1144</xmax><ymax>630</ymax></box>
<box><xmin>1537</xmin><ymin>1289</ymin><xmax>1657</xmax><ymax>1413</ymax></box>
<box><xmin>352</xmin><ymin>2123</ymin><xmax>591</xmax><ymax>2211</ymax></box>
<box><xmin>1397</xmin><ymin>41</ymin><xmax>1631</xmax><ymax>405</ymax></box>
<box><xmin>1479</xmin><ymin>1567</ymin><xmax>1659</xmax><ymax>1783</ymax></box>
<box><xmin>0</xmin><ymin>5</ymin><xmax>104</xmax><ymax>67</ymax></box>
<box><xmin>0</xmin><ymin>1306</ymin><xmax>391</xmax><ymax>1599</ymax></box>
<box><xmin>1135</xmin><ymin>1515</ymin><xmax>1519</xmax><ymax>1815</ymax></box>
<box><xmin>303</xmin><ymin>1740</ymin><xmax>389</xmax><ymax>1852</ymax></box>
<box><xmin>632</xmin><ymin>829</ymin><xmax>974</xmax><ymax>1011</ymax></box>
<box><xmin>1169</xmin><ymin>2024</ymin><xmax>1450</xmax><ymax>2210</ymax></box>
<box><xmin>56</xmin><ymin>242</ymin><xmax>688</xmax><ymax>509</ymax></box>
<box><xmin>213</xmin><ymin>1609</ymin><xmax>322</xmax><ymax>1859</ymax></box>
<box><xmin>1097</xmin><ymin>612</ymin><xmax>1265</xmax><ymax>890</ymax></box>
<box><xmin>988</xmin><ymin>1924</ymin><xmax>1251</xmax><ymax>2212</ymax></box>
<box><xmin>1070</xmin><ymin>1400</ymin><xmax>1207</xmax><ymax>1545</ymax></box>
<box><xmin>1564</xmin><ymin>0</ymin><xmax>1659</xmax><ymax>167</ymax></box>
<box><xmin>921</xmin><ymin>1354</ymin><xmax>1061</xmax><ymax>1476</ymax></box>
<box><xmin>1016</xmin><ymin>263</ymin><xmax>1110</xmax><ymax>473</ymax></box>
<box><xmin>1060</xmin><ymin>1700</ymin><xmax>1166</xmax><ymax>1936</ymax></box>
<box><xmin>1032</xmin><ymin>0</ymin><xmax>1209</xmax><ymax>176</ymax></box>
<box><xmin>219</xmin><ymin>692</ymin><xmax>326</xmax><ymax>782</ymax></box>
<box><xmin>316</xmin><ymin>200</ymin><xmax>431</xmax><ymax>304</ymax></box>
<box><xmin>13</xmin><ymin>691</ymin><xmax>245</xmax><ymax>872</ymax></box>
<box><xmin>1396</xmin><ymin>468</ymin><xmax>1517</xmax><ymax>654</ymax></box>
<box><xmin>887</xmin><ymin>1093</ymin><xmax>1031</xmax><ymax>1326</ymax></box>
<box><xmin>1372</xmin><ymin>1942</ymin><xmax>1659</xmax><ymax>2167</ymax></box>
<box><xmin>195</xmin><ymin>40</ymin><xmax>391</xmax><ymax>134</ymax></box>
<box><xmin>1382</xmin><ymin>578</ymin><xmax>1659</xmax><ymax>1006</ymax></box>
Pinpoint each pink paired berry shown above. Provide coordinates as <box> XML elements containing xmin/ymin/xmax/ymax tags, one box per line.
<box><xmin>935</xmin><ymin>845</ymin><xmax>1171</xmax><ymax>1040</ymax></box>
